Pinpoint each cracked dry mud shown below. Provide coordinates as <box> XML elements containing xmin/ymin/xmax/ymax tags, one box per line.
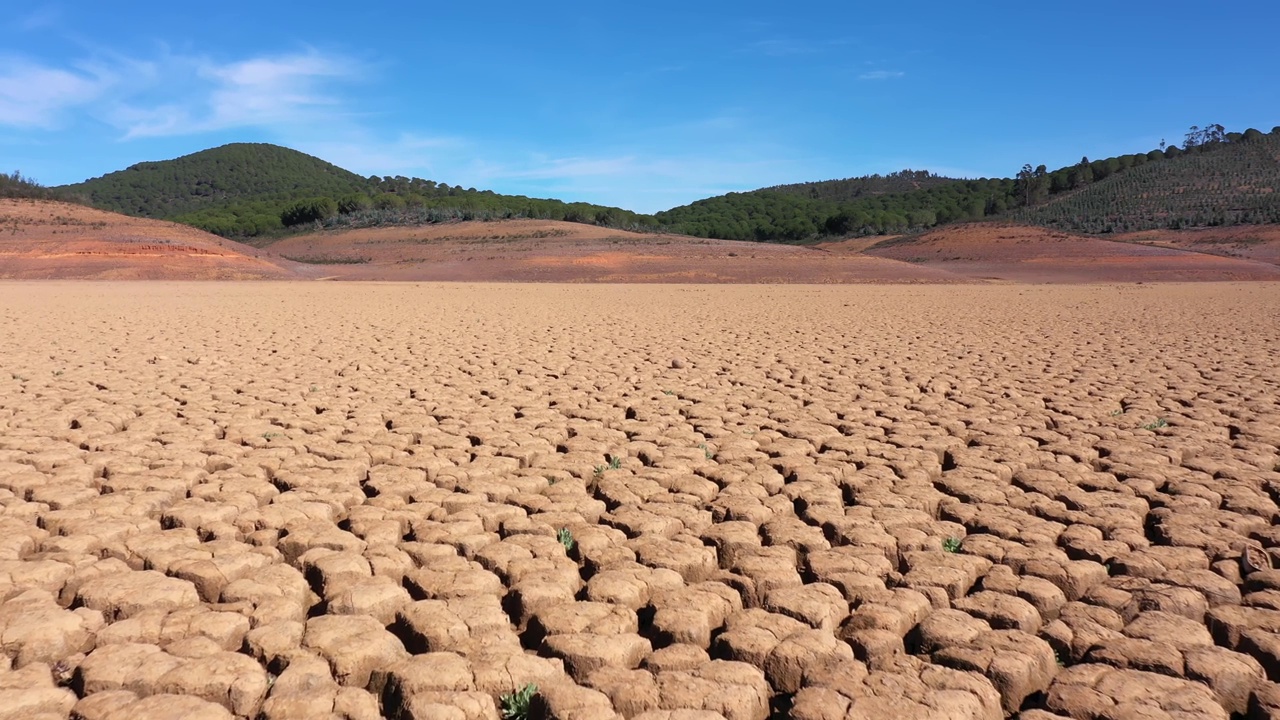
<box><xmin>1</xmin><ymin>281</ymin><xmax>1279</xmax><ymax>720</ymax></box>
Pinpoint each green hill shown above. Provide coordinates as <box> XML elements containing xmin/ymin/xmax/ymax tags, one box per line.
<box><xmin>1</xmin><ymin>170</ymin><xmax>62</xmax><ymax>201</ymax></box>
<box><xmin>1016</xmin><ymin>129</ymin><xmax>1280</xmax><ymax>233</ymax></box>
<box><xmin>58</xmin><ymin>143</ymin><xmax>656</xmax><ymax>241</ymax></box>
<box><xmin>764</xmin><ymin>169</ymin><xmax>960</xmax><ymax>203</ymax></box>
<box><xmin>656</xmin><ymin>125</ymin><xmax>1280</xmax><ymax>243</ymax></box>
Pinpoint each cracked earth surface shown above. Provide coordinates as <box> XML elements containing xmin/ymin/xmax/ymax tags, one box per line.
<box><xmin>1</xmin><ymin>281</ymin><xmax>1279</xmax><ymax>720</ymax></box>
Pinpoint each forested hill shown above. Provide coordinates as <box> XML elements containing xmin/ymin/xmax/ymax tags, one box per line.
<box><xmin>765</xmin><ymin>170</ymin><xmax>960</xmax><ymax>202</ymax></box>
<box><xmin>57</xmin><ymin>143</ymin><xmax>656</xmax><ymax>240</ymax></box>
<box><xmin>60</xmin><ymin>143</ymin><xmax>367</xmax><ymax>220</ymax></box>
<box><xmin>656</xmin><ymin>125</ymin><xmax>1280</xmax><ymax>242</ymax></box>
<box><xmin>1017</xmin><ymin>128</ymin><xmax>1280</xmax><ymax>233</ymax></box>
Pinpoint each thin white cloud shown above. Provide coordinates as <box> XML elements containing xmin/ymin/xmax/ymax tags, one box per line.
<box><xmin>0</xmin><ymin>46</ymin><xmax>363</xmax><ymax>138</ymax></box>
<box><xmin>114</xmin><ymin>50</ymin><xmax>363</xmax><ymax>139</ymax></box>
<box><xmin>0</xmin><ymin>58</ymin><xmax>109</xmax><ymax>128</ymax></box>
<box><xmin>859</xmin><ymin>70</ymin><xmax>905</xmax><ymax>81</ymax></box>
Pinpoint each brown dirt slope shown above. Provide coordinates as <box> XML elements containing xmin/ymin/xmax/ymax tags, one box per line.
<box><xmin>1112</xmin><ymin>225</ymin><xmax>1280</xmax><ymax>267</ymax></box>
<box><xmin>863</xmin><ymin>222</ymin><xmax>1280</xmax><ymax>282</ymax></box>
<box><xmin>270</xmin><ymin>219</ymin><xmax>970</xmax><ymax>283</ymax></box>
<box><xmin>0</xmin><ymin>199</ymin><xmax>299</xmax><ymax>280</ymax></box>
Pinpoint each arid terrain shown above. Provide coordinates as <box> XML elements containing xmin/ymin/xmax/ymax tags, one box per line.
<box><xmin>8</xmin><ymin>200</ymin><xmax>1280</xmax><ymax>284</ymax></box>
<box><xmin>2</xmin><ymin>282</ymin><xmax>1279</xmax><ymax>720</ymax></box>
<box><xmin>0</xmin><ymin>200</ymin><xmax>296</xmax><ymax>280</ymax></box>
<box><xmin>266</xmin><ymin>220</ymin><xmax>967</xmax><ymax>284</ymax></box>
<box><xmin>852</xmin><ymin>224</ymin><xmax>1280</xmax><ymax>283</ymax></box>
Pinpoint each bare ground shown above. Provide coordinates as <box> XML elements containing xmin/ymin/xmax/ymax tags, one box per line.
<box><xmin>269</xmin><ymin>220</ymin><xmax>966</xmax><ymax>284</ymax></box>
<box><xmin>859</xmin><ymin>223</ymin><xmax>1280</xmax><ymax>283</ymax></box>
<box><xmin>0</xmin><ymin>200</ymin><xmax>298</xmax><ymax>280</ymax></box>
<box><xmin>10</xmin><ymin>199</ymin><xmax>1280</xmax><ymax>284</ymax></box>
<box><xmin>2</xmin><ymin>281</ymin><xmax>1279</xmax><ymax>719</ymax></box>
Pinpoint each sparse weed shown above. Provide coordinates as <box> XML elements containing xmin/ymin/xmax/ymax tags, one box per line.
<box><xmin>262</xmin><ymin>432</ymin><xmax>281</xmax><ymax>440</ymax></box>
<box><xmin>942</xmin><ymin>537</ymin><xmax>963</xmax><ymax>553</ymax></box>
<box><xmin>557</xmin><ymin>528</ymin><xmax>575</xmax><ymax>553</ymax></box>
<box><xmin>1055</xmin><ymin>652</ymin><xmax>1065</xmax><ymax>667</ymax></box>
<box><xmin>699</xmin><ymin>443</ymin><xmax>713</xmax><ymax>460</ymax></box>
<box><xmin>1109</xmin><ymin>409</ymin><xmax>1124</xmax><ymax>417</ymax></box>
<box><xmin>592</xmin><ymin>457</ymin><xmax>621</xmax><ymax>478</ymax></box>
<box><xmin>309</xmin><ymin>385</ymin><xmax>318</xmax><ymax>392</ymax></box>
<box><xmin>500</xmin><ymin>683</ymin><xmax>538</xmax><ymax>720</ymax></box>
<box><xmin>1142</xmin><ymin>418</ymin><xmax>1168</xmax><ymax>430</ymax></box>
<box><xmin>662</xmin><ymin>389</ymin><xmax>675</xmax><ymax>396</ymax></box>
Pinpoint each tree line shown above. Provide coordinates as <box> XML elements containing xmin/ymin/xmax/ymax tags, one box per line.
<box><xmin>657</xmin><ymin>125</ymin><xmax>1280</xmax><ymax>242</ymax></box>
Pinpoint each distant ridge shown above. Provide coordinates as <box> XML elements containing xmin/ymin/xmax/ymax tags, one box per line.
<box><xmin>656</xmin><ymin>126</ymin><xmax>1280</xmax><ymax>243</ymax></box>
<box><xmin>57</xmin><ymin>143</ymin><xmax>655</xmax><ymax>242</ymax></box>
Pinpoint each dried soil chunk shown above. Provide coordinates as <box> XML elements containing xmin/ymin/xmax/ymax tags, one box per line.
<box><xmin>154</xmin><ymin>651</ymin><xmax>270</xmax><ymax>717</ymax></box>
<box><xmin>791</xmin><ymin>656</ymin><xmax>1002</xmax><ymax>720</ymax></box>
<box><xmin>1044</xmin><ymin>664</ymin><xmax>1228</xmax><ymax>720</ymax></box>
<box><xmin>74</xmin><ymin>643</ymin><xmax>184</xmax><ymax>696</ymax></box>
<box><xmin>761</xmin><ymin>582</ymin><xmax>848</xmax><ymax>631</ymax></box>
<box><xmin>73</xmin><ymin>570</ymin><xmax>199</xmax><ymax>621</ymax></box>
<box><xmin>72</xmin><ymin>692</ymin><xmax>233</xmax><ymax>720</ymax></box>
<box><xmin>953</xmin><ymin>591</ymin><xmax>1043</xmax><ymax>633</ymax></box>
<box><xmin>303</xmin><ymin>615</ymin><xmax>407</xmax><ymax>687</ymax></box>
<box><xmin>931</xmin><ymin>629</ymin><xmax>1058</xmax><ymax>714</ymax></box>
<box><xmin>0</xmin><ymin>687</ymin><xmax>76</xmax><ymax>720</ymax></box>
<box><xmin>760</xmin><ymin>628</ymin><xmax>855</xmax><ymax>694</ymax></box>
<box><xmin>0</xmin><ymin>591</ymin><xmax>102</xmax><ymax>667</ymax></box>
<box><xmin>543</xmin><ymin>633</ymin><xmax>651</xmax><ymax>681</ymax></box>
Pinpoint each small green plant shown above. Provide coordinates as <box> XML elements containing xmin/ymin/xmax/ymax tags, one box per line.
<box><xmin>309</xmin><ymin>385</ymin><xmax>318</xmax><ymax>392</ymax></box>
<box><xmin>699</xmin><ymin>443</ymin><xmax>713</xmax><ymax>460</ymax></box>
<box><xmin>557</xmin><ymin>528</ymin><xmax>575</xmax><ymax>553</ymax></box>
<box><xmin>1142</xmin><ymin>418</ymin><xmax>1168</xmax><ymax>430</ymax></box>
<box><xmin>262</xmin><ymin>432</ymin><xmax>281</xmax><ymax>440</ymax></box>
<box><xmin>1108</xmin><ymin>408</ymin><xmax>1124</xmax><ymax>417</ymax></box>
<box><xmin>500</xmin><ymin>683</ymin><xmax>538</xmax><ymax>720</ymax></box>
<box><xmin>1055</xmin><ymin>652</ymin><xmax>1066</xmax><ymax>667</ymax></box>
<box><xmin>662</xmin><ymin>389</ymin><xmax>675</xmax><ymax>396</ymax></box>
<box><xmin>942</xmin><ymin>537</ymin><xmax>962</xmax><ymax>553</ymax></box>
<box><xmin>608</xmin><ymin>456</ymin><xmax>622</xmax><ymax>470</ymax></box>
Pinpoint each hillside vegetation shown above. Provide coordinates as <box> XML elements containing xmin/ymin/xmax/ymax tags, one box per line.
<box><xmin>1</xmin><ymin>171</ymin><xmax>62</xmax><ymax>201</ymax></box>
<box><xmin>59</xmin><ymin>143</ymin><xmax>656</xmax><ymax>241</ymax></box>
<box><xmin>657</xmin><ymin>125</ymin><xmax>1280</xmax><ymax>242</ymax></box>
<box><xmin>1017</xmin><ymin>129</ymin><xmax>1280</xmax><ymax>233</ymax></box>
<box><xmin>22</xmin><ymin>124</ymin><xmax>1280</xmax><ymax>245</ymax></box>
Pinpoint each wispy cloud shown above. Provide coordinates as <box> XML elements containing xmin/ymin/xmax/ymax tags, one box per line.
<box><xmin>114</xmin><ymin>50</ymin><xmax>363</xmax><ymax>138</ymax></box>
<box><xmin>0</xmin><ymin>58</ymin><xmax>109</xmax><ymax>128</ymax></box>
<box><xmin>858</xmin><ymin>70</ymin><xmax>905</xmax><ymax>81</ymax></box>
<box><xmin>0</xmin><ymin>46</ymin><xmax>365</xmax><ymax>139</ymax></box>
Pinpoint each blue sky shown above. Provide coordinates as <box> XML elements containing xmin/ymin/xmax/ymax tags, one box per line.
<box><xmin>3</xmin><ymin>1</ymin><xmax>1278</xmax><ymax>214</ymax></box>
